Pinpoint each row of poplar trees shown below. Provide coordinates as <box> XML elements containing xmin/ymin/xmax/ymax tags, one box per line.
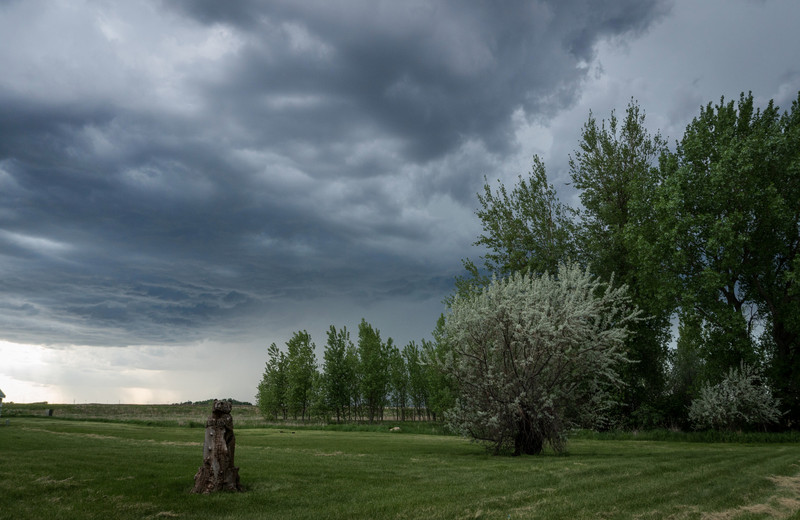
<box><xmin>457</xmin><ymin>92</ymin><xmax>800</xmax><ymax>429</ymax></box>
<box><xmin>256</xmin><ymin>318</ymin><xmax>453</xmax><ymax>423</ymax></box>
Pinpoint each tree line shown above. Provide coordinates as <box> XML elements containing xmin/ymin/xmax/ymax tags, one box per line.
<box><xmin>458</xmin><ymin>91</ymin><xmax>800</xmax><ymax>430</ymax></box>
<box><xmin>259</xmin><ymin>91</ymin><xmax>799</xmax><ymax>435</ymax></box>
<box><xmin>256</xmin><ymin>318</ymin><xmax>454</xmax><ymax>423</ymax></box>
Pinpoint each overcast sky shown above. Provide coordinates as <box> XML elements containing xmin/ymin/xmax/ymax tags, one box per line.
<box><xmin>2</xmin><ymin>0</ymin><xmax>799</xmax><ymax>404</ymax></box>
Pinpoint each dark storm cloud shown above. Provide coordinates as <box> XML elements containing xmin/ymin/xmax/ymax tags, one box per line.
<box><xmin>175</xmin><ymin>0</ymin><xmax>670</xmax><ymax>162</ymax></box>
<box><xmin>0</xmin><ymin>0</ymin><xmax>669</xmax><ymax>346</ymax></box>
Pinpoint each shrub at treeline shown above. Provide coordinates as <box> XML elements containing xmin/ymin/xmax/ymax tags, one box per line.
<box><xmin>259</xmin><ymin>92</ymin><xmax>799</xmax><ymax>452</ymax></box>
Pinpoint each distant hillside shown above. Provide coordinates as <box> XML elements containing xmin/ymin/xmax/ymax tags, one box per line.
<box><xmin>1</xmin><ymin>402</ymin><xmax>262</xmax><ymax>426</ymax></box>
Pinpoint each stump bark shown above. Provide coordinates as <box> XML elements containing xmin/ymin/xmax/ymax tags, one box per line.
<box><xmin>191</xmin><ymin>399</ymin><xmax>242</xmax><ymax>493</ymax></box>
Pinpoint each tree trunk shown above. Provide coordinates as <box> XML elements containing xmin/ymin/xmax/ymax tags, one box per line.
<box><xmin>513</xmin><ymin>412</ymin><xmax>544</xmax><ymax>456</ymax></box>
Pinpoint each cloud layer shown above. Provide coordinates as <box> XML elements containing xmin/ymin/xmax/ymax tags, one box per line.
<box><xmin>0</xmin><ymin>0</ymin><xmax>671</xmax><ymax>348</ymax></box>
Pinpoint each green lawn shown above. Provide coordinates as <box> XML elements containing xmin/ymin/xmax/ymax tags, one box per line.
<box><xmin>2</xmin><ymin>417</ymin><xmax>800</xmax><ymax>519</ymax></box>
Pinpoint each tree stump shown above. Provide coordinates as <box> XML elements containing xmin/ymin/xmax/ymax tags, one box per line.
<box><xmin>191</xmin><ymin>399</ymin><xmax>242</xmax><ymax>493</ymax></box>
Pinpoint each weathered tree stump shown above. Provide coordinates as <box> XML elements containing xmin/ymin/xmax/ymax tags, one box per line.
<box><xmin>191</xmin><ymin>399</ymin><xmax>242</xmax><ymax>493</ymax></box>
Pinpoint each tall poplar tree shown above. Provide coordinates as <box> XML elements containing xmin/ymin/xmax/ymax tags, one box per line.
<box><xmin>285</xmin><ymin>330</ymin><xmax>317</xmax><ymax>422</ymax></box>
<box><xmin>358</xmin><ymin>319</ymin><xmax>390</xmax><ymax>423</ymax></box>
<box><xmin>403</xmin><ymin>341</ymin><xmax>429</xmax><ymax>420</ymax></box>
<box><xmin>323</xmin><ymin>325</ymin><xmax>356</xmax><ymax>423</ymax></box>
<box><xmin>257</xmin><ymin>342</ymin><xmax>287</xmax><ymax>420</ymax></box>
<box><xmin>569</xmin><ymin>100</ymin><xmax>674</xmax><ymax>426</ymax></box>
<box><xmin>388</xmin><ymin>345</ymin><xmax>409</xmax><ymax>421</ymax></box>
<box><xmin>422</xmin><ymin>315</ymin><xmax>457</xmax><ymax>422</ymax></box>
<box><xmin>453</xmin><ymin>156</ymin><xmax>576</xmax><ymax>302</ymax></box>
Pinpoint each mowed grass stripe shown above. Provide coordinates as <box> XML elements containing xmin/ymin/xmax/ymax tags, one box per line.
<box><xmin>2</xmin><ymin>418</ymin><xmax>800</xmax><ymax>519</ymax></box>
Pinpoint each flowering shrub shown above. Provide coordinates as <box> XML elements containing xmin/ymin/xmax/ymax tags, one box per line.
<box><xmin>689</xmin><ymin>363</ymin><xmax>781</xmax><ymax>431</ymax></box>
<box><xmin>442</xmin><ymin>263</ymin><xmax>639</xmax><ymax>455</ymax></box>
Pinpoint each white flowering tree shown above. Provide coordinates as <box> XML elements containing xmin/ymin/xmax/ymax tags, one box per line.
<box><xmin>688</xmin><ymin>363</ymin><xmax>781</xmax><ymax>431</ymax></box>
<box><xmin>442</xmin><ymin>264</ymin><xmax>639</xmax><ymax>455</ymax></box>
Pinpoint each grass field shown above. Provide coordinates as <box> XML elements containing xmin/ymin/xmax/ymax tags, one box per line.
<box><xmin>2</xmin><ymin>413</ymin><xmax>800</xmax><ymax>519</ymax></box>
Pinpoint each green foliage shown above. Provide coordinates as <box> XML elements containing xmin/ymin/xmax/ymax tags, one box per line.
<box><xmin>388</xmin><ymin>344</ymin><xmax>409</xmax><ymax>420</ymax></box>
<box><xmin>306</xmin><ymin>370</ymin><xmax>329</xmax><ymax>422</ymax></box>
<box><xmin>421</xmin><ymin>315</ymin><xmax>457</xmax><ymax>421</ymax></box>
<box><xmin>569</xmin><ymin>99</ymin><xmax>674</xmax><ymax>425</ymax></box>
<box><xmin>442</xmin><ymin>264</ymin><xmax>639</xmax><ymax>455</ymax></box>
<box><xmin>285</xmin><ymin>330</ymin><xmax>318</xmax><ymax>421</ymax></box>
<box><xmin>477</xmin><ymin>156</ymin><xmax>577</xmax><ymax>277</ymax></box>
<box><xmin>658</xmin><ymin>92</ymin><xmax>800</xmax><ymax>423</ymax></box>
<box><xmin>662</xmin><ymin>311</ymin><xmax>705</xmax><ymax>428</ymax></box>
<box><xmin>403</xmin><ymin>341</ymin><xmax>429</xmax><ymax>420</ymax></box>
<box><xmin>261</xmin><ymin>320</ymin><xmax>440</xmax><ymax>425</ymax></box>
<box><xmin>344</xmin><ymin>338</ymin><xmax>362</xmax><ymax>420</ymax></box>
<box><xmin>358</xmin><ymin>319</ymin><xmax>391</xmax><ymax>423</ymax></box>
<box><xmin>323</xmin><ymin>325</ymin><xmax>356</xmax><ymax>422</ymax></box>
<box><xmin>689</xmin><ymin>363</ymin><xmax>782</xmax><ymax>431</ymax></box>
<box><xmin>257</xmin><ymin>342</ymin><xmax>288</xmax><ymax>420</ymax></box>
<box><xmin>451</xmin><ymin>157</ymin><xmax>576</xmax><ymax>304</ymax></box>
